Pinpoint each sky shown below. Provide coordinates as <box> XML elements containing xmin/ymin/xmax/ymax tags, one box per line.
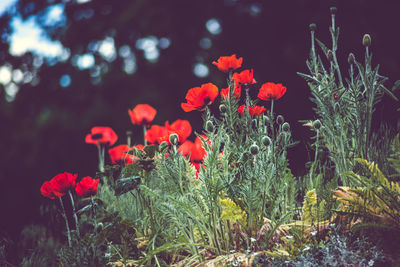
<box><xmin>0</xmin><ymin>0</ymin><xmax>67</xmax><ymax>58</ymax></box>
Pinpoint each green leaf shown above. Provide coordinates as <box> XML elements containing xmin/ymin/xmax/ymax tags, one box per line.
<box><xmin>315</xmin><ymin>38</ymin><xmax>329</xmax><ymax>56</ymax></box>
<box><xmin>114</xmin><ymin>176</ymin><xmax>142</xmax><ymax>196</ymax></box>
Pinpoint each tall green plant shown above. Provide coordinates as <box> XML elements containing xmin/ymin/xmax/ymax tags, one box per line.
<box><xmin>299</xmin><ymin>7</ymin><xmax>398</xmax><ymax>186</ymax></box>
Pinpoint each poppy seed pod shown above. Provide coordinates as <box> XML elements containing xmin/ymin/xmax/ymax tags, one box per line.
<box><xmin>282</xmin><ymin>122</ymin><xmax>290</xmax><ymax>132</ymax></box>
<box><xmin>169</xmin><ymin>133</ymin><xmax>179</xmax><ymax>145</ymax></box>
<box><xmin>309</xmin><ymin>23</ymin><xmax>317</xmax><ymax>32</ymax></box>
<box><xmin>262</xmin><ymin>136</ymin><xmax>271</xmax><ymax>147</ymax></box>
<box><xmin>219</xmin><ymin>104</ymin><xmax>227</xmax><ymax>113</ymax></box>
<box><xmin>159</xmin><ymin>141</ymin><xmax>169</xmax><ymax>152</ymax></box>
<box><xmin>276</xmin><ymin>115</ymin><xmax>285</xmax><ymax>125</ymax></box>
<box><xmin>330</xmin><ymin>7</ymin><xmax>337</xmax><ymax>15</ymax></box>
<box><xmin>250</xmin><ymin>143</ymin><xmax>259</xmax><ymax>155</ymax></box>
<box><xmin>206</xmin><ymin>120</ymin><xmax>214</xmax><ymax>132</ymax></box>
<box><xmin>313</xmin><ymin>119</ymin><xmax>322</xmax><ymax>130</ymax></box>
<box><xmin>348</xmin><ymin>53</ymin><xmax>355</xmax><ymax>65</ymax></box>
<box><xmin>362</xmin><ymin>34</ymin><xmax>371</xmax><ymax>47</ymax></box>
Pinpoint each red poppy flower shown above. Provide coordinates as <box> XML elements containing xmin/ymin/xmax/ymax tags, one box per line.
<box><xmin>178</xmin><ymin>140</ymin><xmax>194</xmax><ymax>157</ymax></box>
<box><xmin>50</xmin><ymin>172</ymin><xmax>78</xmax><ymax>197</ymax></box>
<box><xmin>221</xmin><ymin>84</ymin><xmax>241</xmax><ymax>99</ymax></box>
<box><xmin>181</xmin><ymin>83</ymin><xmax>219</xmax><ymax>112</ymax></box>
<box><xmin>166</xmin><ymin>120</ymin><xmax>192</xmax><ymax>143</ymax></box>
<box><xmin>145</xmin><ymin>125</ymin><xmax>168</xmax><ymax>144</ymax></box>
<box><xmin>40</xmin><ymin>181</ymin><xmax>57</xmax><ymax>199</ymax></box>
<box><xmin>212</xmin><ymin>54</ymin><xmax>243</xmax><ymax>72</ymax></box>
<box><xmin>178</xmin><ymin>136</ymin><xmax>207</xmax><ymax>162</ymax></box>
<box><xmin>85</xmin><ymin>127</ymin><xmax>118</xmax><ymax>146</ymax></box>
<box><xmin>257</xmin><ymin>82</ymin><xmax>287</xmax><ymax>101</ymax></box>
<box><xmin>75</xmin><ymin>176</ymin><xmax>99</xmax><ymax>197</ymax></box>
<box><xmin>190</xmin><ymin>136</ymin><xmax>207</xmax><ymax>162</ymax></box>
<box><xmin>108</xmin><ymin>144</ymin><xmax>134</xmax><ymax>164</ymax></box>
<box><xmin>233</xmin><ymin>69</ymin><xmax>256</xmax><ymax>85</ymax></box>
<box><xmin>128</xmin><ymin>104</ymin><xmax>157</xmax><ymax>127</ymax></box>
<box><xmin>237</xmin><ymin>105</ymin><xmax>267</xmax><ymax>116</ymax></box>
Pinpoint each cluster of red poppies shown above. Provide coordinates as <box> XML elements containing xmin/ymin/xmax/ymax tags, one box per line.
<box><xmin>81</xmin><ymin>103</ymin><xmax>207</xmax><ymax>176</ymax></box>
<box><xmin>181</xmin><ymin>54</ymin><xmax>287</xmax><ymax>115</ymax></box>
<box><xmin>40</xmin><ymin>54</ymin><xmax>287</xmax><ymax>198</ymax></box>
<box><xmin>40</xmin><ymin>172</ymin><xmax>99</xmax><ymax>199</ymax></box>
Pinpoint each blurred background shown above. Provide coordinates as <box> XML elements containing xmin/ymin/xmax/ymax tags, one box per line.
<box><xmin>0</xmin><ymin>0</ymin><xmax>399</xmax><ymax>248</ymax></box>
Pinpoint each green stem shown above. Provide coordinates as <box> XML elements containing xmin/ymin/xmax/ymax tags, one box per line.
<box><xmin>143</xmin><ymin>126</ymin><xmax>147</xmax><ymax>146</ymax></box>
<box><xmin>58</xmin><ymin>197</ymin><xmax>72</xmax><ymax>247</ymax></box>
<box><xmin>97</xmin><ymin>143</ymin><xmax>104</xmax><ymax>172</ymax></box>
<box><xmin>90</xmin><ymin>195</ymin><xmax>97</xmax><ymax>227</ymax></box>
<box><xmin>68</xmin><ymin>191</ymin><xmax>80</xmax><ymax>236</ymax></box>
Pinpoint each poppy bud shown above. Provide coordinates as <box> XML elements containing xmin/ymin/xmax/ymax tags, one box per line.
<box><xmin>96</xmin><ymin>222</ymin><xmax>104</xmax><ymax>233</ymax></box>
<box><xmin>206</xmin><ymin>120</ymin><xmax>214</xmax><ymax>132</ymax></box>
<box><xmin>126</xmin><ymin>130</ymin><xmax>132</xmax><ymax>137</ymax></box>
<box><xmin>330</xmin><ymin>7</ymin><xmax>337</xmax><ymax>15</ymax></box>
<box><xmin>327</xmin><ymin>50</ymin><xmax>333</xmax><ymax>62</ymax></box>
<box><xmin>250</xmin><ymin>143</ymin><xmax>259</xmax><ymax>155</ymax></box>
<box><xmin>282</xmin><ymin>122</ymin><xmax>290</xmax><ymax>132</ymax></box>
<box><xmin>276</xmin><ymin>115</ymin><xmax>285</xmax><ymax>125</ymax></box>
<box><xmin>313</xmin><ymin>119</ymin><xmax>321</xmax><ymax>130</ymax></box>
<box><xmin>348</xmin><ymin>53</ymin><xmax>355</xmax><ymax>65</ymax></box>
<box><xmin>159</xmin><ymin>141</ymin><xmax>169</xmax><ymax>152</ymax></box>
<box><xmin>219</xmin><ymin>104</ymin><xmax>227</xmax><ymax>113</ymax></box>
<box><xmin>169</xmin><ymin>133</ymin><xmax>179</xmax><ymax>145</ymax></box>
<box><xmin>262</xmin><ymin>136</ymin><xmax>271</xmax><ymax>147</ymax></box>
<box><xmin>362</xmin><ymin>34</ymin><xmax>371</xmax><ymax>47</ymax></box>
<box><xmin>309</xmin><ymin>23</ymin><xmax>317</xmax><ymax>32</ymax></box>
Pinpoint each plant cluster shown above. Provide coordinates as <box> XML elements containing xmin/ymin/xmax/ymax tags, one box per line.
<box><xmin>14</xmin><ymin>7</ymin><xmax>399</xmax><ymax>267</ymax></box>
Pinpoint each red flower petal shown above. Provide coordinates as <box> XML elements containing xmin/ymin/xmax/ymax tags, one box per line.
<box><xmin>238</xmin><ymin>105</ymin><xmax>267</xmax><ymax>116</ymax></box>
<box><xmin>212</xmin><ymin>54</ymin><xmax>243</xmax><ymax>72</ymax></box>
<box><xmin>85</xmin><ymin>127</ymin><xmax>118</xmax><ymax>146</ymax></box>
<box><xmin>76</xmin><ymin>176</ymin><xmax>99</xmax><ymax>197</ymax></box>
<box><xmin>145</xmin><ymin>125</ymin><xmax>168</xmax><ymax>144</ymax></box>
<box><xmin>128</xmin><ymin>104</ymin><xmax>157</xmax><ymax>127</ymax></box>
<box><xmin>40</xmin><ymin>181</ymin><xmax>56</xmax><ymax>199</ymax></box>
<box><xmin>257</xmin><ymin>82</ymin><xmax>287</xmax><ymax>101</ymax></box>
<box><xmin>50</xmin><ymin>172</ymin><xmax>77</xmax><ymax>197</ymax></box>
<box><xmin>233</xmin><ymin>69</ymin><xmax>256</xmax><ymax>85</ymax></box>
<box><xmin>181</xmin><ymin>83</ymin><xmax>219</xmax><ymax>112</ymax></box>
<box><xmin>108</xmin><ymin>144</ymin><xmax>134</xmax><ymax>165</ymax></box>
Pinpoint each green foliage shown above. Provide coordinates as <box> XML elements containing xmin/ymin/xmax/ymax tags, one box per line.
<box><xmin>298</xmin><ymin>10</ymin><xmax>398</xmax><ymax>186</ymax></box>
<box><xmin>333</xmin><ymin>156</ymin><xmax>400</xmax><ymax>234</ymax></box>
